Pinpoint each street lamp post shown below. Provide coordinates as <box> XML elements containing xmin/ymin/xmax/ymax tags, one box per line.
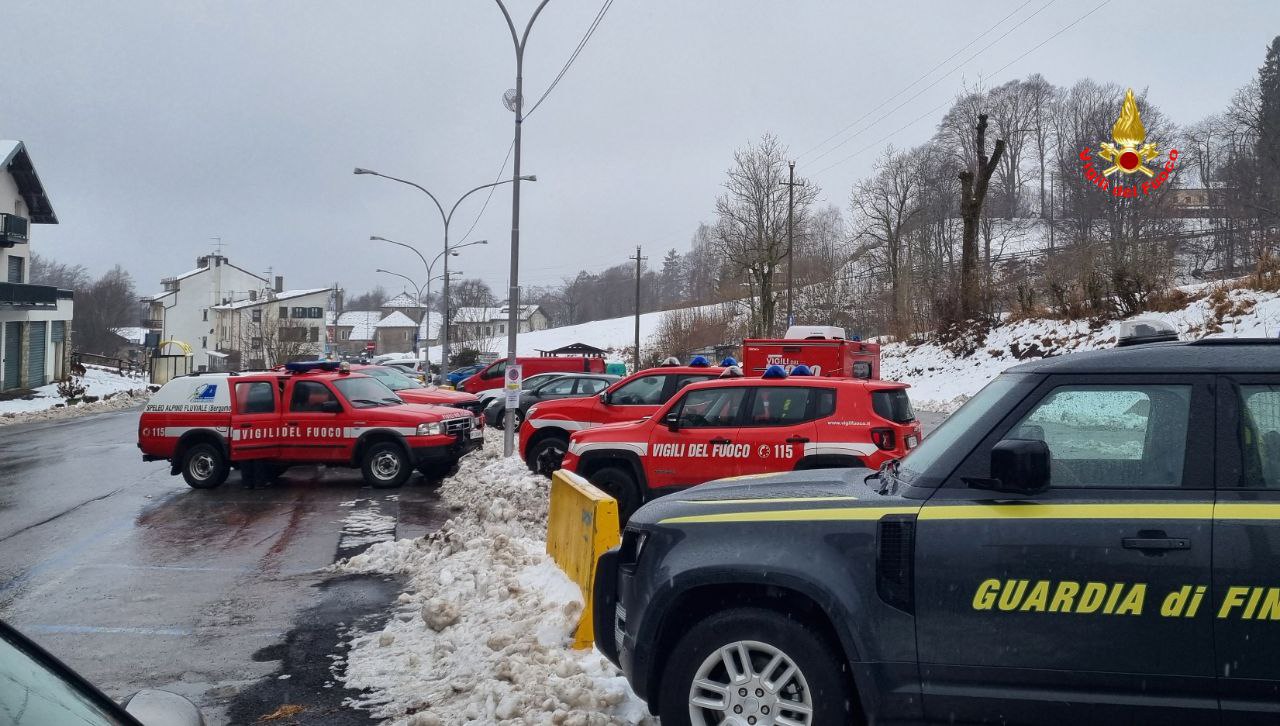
<box><xmin>494</xmin><ymin>0</ymin><xmax>551</xmax><ymax>456</ymax></box>
<box><xmin>375</xmin><ymin>268</ymin><xmax>424</xmax><ymax>354</ymax></box>
<box><xmin>355</xmin><ymin>168</ymin><xmax>529</xmax><ymax>375</ymax></box>
<box><xmin>371</xmin><ymin>235</ymin><xmax>488</xmax><ymax>365</ymax></box>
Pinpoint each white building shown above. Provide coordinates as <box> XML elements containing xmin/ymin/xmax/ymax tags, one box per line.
<box><xmin>450</xmin><ymin>304</ymin><xmax>547</xmax><ymax>345</ymax></box>
<box><xmin>142</xmin><ymin>254</ymin><xmax>270</xmax><ymax>371</ymax></box>
<box><xmin>0</xmin><ymin>140</ymin><xmax>72</xmax><ymax>391</ymax></box>
<box><xmin>213</xmin><ymin>287</ymin><xmax>332</xmax><ymax>369</ymax></box>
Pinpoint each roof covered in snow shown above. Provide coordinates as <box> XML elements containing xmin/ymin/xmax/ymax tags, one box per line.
<box><xmin>419</xmin><ymin>312</ymin><xmax>441</xmax><ymax>340</ymax></box>
<box><xmin>452</xmin><ymin>305</ymin><xmax>540</xmax><ymax>324</ymax></box>
<box><xmin>213</xmin><ymin>288</ymin><xmax>331</xmax><ymax>310</ymax></box>
<box><xmin>374</xmin><ymin>311</ymin><xmax>417</xmax><ymax>328</ymax></box>
<box><xmin>334</xmin><ymin>311</ymin><xmax>383</xmax><ymax>340</ymax></box>
<box><xmin>111</xmin><ymin>327</ymin><xmax>149</xmax><ymax>345</ymax></box>
<box><xmin>382</xmin><ymin>292</ymin><xmax>425</xmax><ymax>309</ymax></box>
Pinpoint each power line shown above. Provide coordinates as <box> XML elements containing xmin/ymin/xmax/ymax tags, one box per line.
<box><xmin>524</xmin><ymin>0</ymin><xmax>614</xmax><ymax>119</ymax></box>
<box><xmin>456</xmin><ymin>139</ymin><xmax>515</xmax><ymax>245</ymax></box>
<box><xmin>797</xmin><ymin>0</ymin><xmax>1038</xmax><ymax>162</ymax></box>
<box><xmin>806</xmin><ymin>0</ymin><xmax>1059</xmax><ymax>166</ymax></box>
<box><xmin>811</xmin><ymin>0</ymin><xmax>1110</xmax><ymax>177</ymax></box>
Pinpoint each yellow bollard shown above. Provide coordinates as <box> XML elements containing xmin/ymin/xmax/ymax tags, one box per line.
<box><xmin>546</xmin><ymin>469</ymin><xmax>621</xmax><ymax>649</ymax></box>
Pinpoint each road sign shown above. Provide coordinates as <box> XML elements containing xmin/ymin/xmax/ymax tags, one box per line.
<box><xmin>504</xmin><ymin>364</ymin><xmax>522</xmax><ymax>409</ymax></box>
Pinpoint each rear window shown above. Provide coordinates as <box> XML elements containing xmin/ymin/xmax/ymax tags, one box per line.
<box><xmin>873</xmin><ymin>389</ymin><xmax>915</xmax><ymax>423</ymax></box>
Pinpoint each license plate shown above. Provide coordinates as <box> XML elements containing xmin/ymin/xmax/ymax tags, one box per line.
<box><xmin>906</xmin><ymin>435</ymin><xmax>919</xmax><ymax>449</ymax></box>
<box><xmin>469</xmin><ymin>428</ymin><xmax>484</xmax><ymax>440</ymax></box>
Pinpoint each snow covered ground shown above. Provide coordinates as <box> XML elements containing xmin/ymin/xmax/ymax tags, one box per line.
<box><xmin>884</xmin><ymin>284</ymin><xmax>1280</xmax><ymax>412</ymax></box>
<box><xmin>0</xmin><ymin>365</ymin><xmax>151</xmax><ymax>425</ymax></box>
<box><xmin>333</xmin><ymin>430</ymin><xmax>652</xmax><ymax>725</ymax></box>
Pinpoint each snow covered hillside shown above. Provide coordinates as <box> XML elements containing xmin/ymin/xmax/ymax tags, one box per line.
<box><xmin>884</xmin><ymin>285</ymin><xmax>1280</xmax><ymax>412</ymax></box>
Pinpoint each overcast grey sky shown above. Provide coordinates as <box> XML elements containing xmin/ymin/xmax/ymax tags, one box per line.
<box><xmin>5</xmin><ymin>0</ymin><xmax>1277</xmax><ymax>301</ymax></box>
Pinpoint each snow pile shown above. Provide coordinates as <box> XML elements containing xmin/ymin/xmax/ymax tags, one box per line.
<box><xmin>333</xmin><ymin>434</ymin><xmax>652</xmax><ymax>724</ymax></box>
<box><xmin>0</xmin><ymin>366</ymin><xmax>151</xmax><ymax>425</ymax></box>
<box><xmin>884</xmin><ymin>285</ymin><xmax>1280</xmax><ymax>413</ymax></box>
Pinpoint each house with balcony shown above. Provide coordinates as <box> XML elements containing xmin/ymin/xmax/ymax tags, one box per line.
<box><xmin>141</xmin><ymin>254</ymin><xmax>270</xmax><ymax>371</ymax></box>
<box><xmin>0</xmin><ymin>140</ymin><xmax>73</xmax><ymax>391</ymax></box>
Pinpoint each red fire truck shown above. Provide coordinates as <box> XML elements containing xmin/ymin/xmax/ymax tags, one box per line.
<box><xmin>741</xmin><ymin>325</ymin><xmax>880</xmax><ymax>379</ymax></box>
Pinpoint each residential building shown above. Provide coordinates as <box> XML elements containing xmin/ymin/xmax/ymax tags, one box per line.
<box><xmin>374</xmin><ymin>311</ymin><xmax>418</xmax><ymax>354</ymax></box>
<box><xmin>142</xmin><ymin>254</ymin><xmax>269</xmax><ymax>371</ymax></box>
<box><xmin>449</xmin><ymin>304</ymin><xmax>547</xmax><ymax>353</ymax></box>
<box><xmin>328</xmin><ymin>310</ymin><xmax>383</xmax><ymax>356</ymax></box>
<box><xmin>212</xmin><ymin>287</ymin><xmax>333</xmax><ymax>370</ymax></box>
<box><xmin>0</xmin><ymin>140</ymin><xmax>73</xmax><ymax>390</ymax></box>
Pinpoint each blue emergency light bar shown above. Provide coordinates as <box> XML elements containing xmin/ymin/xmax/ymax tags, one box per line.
<box><xmin>719</xmin><ymin>356</ymin><xmax>738</xmax><ymax>367</ymax></box>
<box><xmin>762</xmin><ymin>364</ymin><xmax>788</xmax><ymax>379</ymax></box>
<box><xmin>688</xmin><ymin>355</ymin><xmax>711</xmax><ymax>367</ymax></box>
<box><xmin>790</xmin><ymin>364</ymin><xmax>814</xmax><ymax>376</ymax></box>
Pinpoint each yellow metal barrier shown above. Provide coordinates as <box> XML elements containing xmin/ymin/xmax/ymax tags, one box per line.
<box><xmin>547</xmin><ymin>469</ymin><xmax>621</xmax><ymax>649</ymax></box>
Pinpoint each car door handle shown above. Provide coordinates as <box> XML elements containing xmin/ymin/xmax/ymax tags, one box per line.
<box><xmin>238</xmin><ymin>423</ymin><xmax>253</xmax><ymax>429</ymax></box>
<box><xmin>709</xmin><ymin>437</ymin><xmax>732</xmax><ymax>445</ymax></box>
<box><xmin>1122</xmin><ymin>537</ymin><xmax>1190</xmax><ymax>551</ymax></box>
<box><xmin>785</xmin><ymin>436</ymin><xmax>809</xmax><ymax>444</ymax></box>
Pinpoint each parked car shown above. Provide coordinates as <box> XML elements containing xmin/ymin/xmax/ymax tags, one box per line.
<box><xmin>446</xmin><ymin>364</ymin><xmax>485</xmax><ymax>387</ymax></box>
<box><xmin>351</xmin><ymin>364</ymin><xmax>486</xmax><ymax>418</ymax></box>
<box><xmin>484</xmin><ymin>373</ymin><xmax>619</xmax><ymax>426</ymax></box>
<box><xmin>0</xmin><ymin>618</ymin><xmax>205</xmax><ymax>725</ymax></box>
<box><xmin>459</xmin><ymin>356</ymin><xmax>608</xmax><ymax>394</ymax></box>
<box><xmin>475</xmin><ymin>371</ymin><xmax>566</xmax><ymax>411</ymax></box>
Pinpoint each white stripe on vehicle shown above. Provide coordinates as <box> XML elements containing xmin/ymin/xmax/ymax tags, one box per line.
<box><xmin>528</xmin><ymin>419</ymin><xmax>593</xmax><ymax>431</ymax></box>
<box><xmin>803</xmin><ymin>442</ymin><xmax>877</xmax><ymax>457</ymax></box>
<box><xmin>568</xmin><ymin>441</ymin><xmax>649</xmax><ymax>457</ymax></box>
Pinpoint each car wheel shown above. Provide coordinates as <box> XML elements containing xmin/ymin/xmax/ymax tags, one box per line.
<box><xmin>361</xmin><ymin>441</ymin><xmax>411</xmax><ymax>488</ymax></box>
<box><xmin>508</xmin><ymin>408</ymin><xmax>524</xmax><ymax>427</ymax></box>
<box><xmin>659</xmin><ymin>607</ymin><xmax>854</xmax><ymax>726</ymax></box>
<box><xmin>588</xmin><ymin>466</ymin><xmax>640</xmax><ymax>526</ymax></box>
<box><xmin>181</xmin><ymin>442</ymin><xmax>228</xmax><ymax>489</ymax></box>
<box><xmin>527</xmin><ymin>436</ymin><xmax>569</xmax><ymax>477</ymax></box>
<box><xmin>417</xmin><ymin>458</ymin><xmax>458</xmax><ymax>479</ymax></box>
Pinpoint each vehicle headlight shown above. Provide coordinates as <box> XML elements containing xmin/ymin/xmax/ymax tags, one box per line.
<box><xmin>417</xmin><ymin>422</ymin><xmax>443</xmax><ymax>436</ymax></box>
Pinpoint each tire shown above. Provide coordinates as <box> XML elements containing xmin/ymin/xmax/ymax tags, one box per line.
<box><xmin>527</xmin><ymin>436</ymin><xmax>569</xmax><ymax>477</ymax></box>
<box><xmin>417</xmin><ymin>458</ymin><xmax>459</xmax><ymax>479</ymax></box>
<box><xmin>181</xmin><ymin>442</ymin><xmax>228</xmax><ymax>489</ymax></box>
<box><xmin>361</xmin><ymin>441</ymin><xmax>411</xmax><ymax>488</ymax></box>
<box><xmin>588</xmin><ymin>466</ymin><xmax>640</xmax><ymax>527</ymax></box>
<box><xmin>658</xmin><ymin>607</ymin><xmax>855</xmax><ymax>726</ymax></box>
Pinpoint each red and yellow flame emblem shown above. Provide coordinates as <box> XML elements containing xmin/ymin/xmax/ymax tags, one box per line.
<box><xmin>1097</xmin><ymin>89</ymin><xmax>1159</xmax><ymax>177</ymax></box>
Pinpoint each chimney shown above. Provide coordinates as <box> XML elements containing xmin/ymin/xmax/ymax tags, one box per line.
<box><xmin>274</xmin><ymin>276</ymin><xmax>283</xmax><ymax>293</ymax></box>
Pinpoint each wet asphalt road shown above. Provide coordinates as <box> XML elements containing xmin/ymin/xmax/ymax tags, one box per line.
<box><xmin>0</xmin><ymin>406</ymin><xmax>454</xmax><ymax>725</ymax></box>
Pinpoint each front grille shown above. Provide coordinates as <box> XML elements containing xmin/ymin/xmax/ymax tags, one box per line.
<box><xmin>444</xmin><ymin>416</ymin><xmax>473</xmax><ymax>435</ymax></box>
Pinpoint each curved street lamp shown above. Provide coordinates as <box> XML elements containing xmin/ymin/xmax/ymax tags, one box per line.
<box><xmin>355</xmin><ymin>168</ymin><xmax>532</xmax><ymax>373</ymax></box>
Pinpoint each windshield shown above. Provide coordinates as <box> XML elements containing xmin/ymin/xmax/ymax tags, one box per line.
<box><xmin>333</xmin><ymin>376</ymin><xmax>403</xmax><ymax>408</ymax></box>
<box><xmin>0</xmin><ymin>626</ymin><xmax>127</xmax><ymax>724</ymax></box>
<box><xmin>363</xmin><ymin>366</ymin><xmax>416</xmax><ymax>391</ymax></box>
<box><xmin>896</xmin><ymin>374</ymin><xmax>1027</xmax><ymax>484</ymax></box>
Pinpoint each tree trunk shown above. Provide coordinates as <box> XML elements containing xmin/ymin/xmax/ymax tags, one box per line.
<box><xmin>958</xmin><ymin>114</ymin><xmax>1006</xmax><ymax>320</ymax></box>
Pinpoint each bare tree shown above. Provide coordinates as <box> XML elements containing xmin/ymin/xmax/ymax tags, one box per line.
<box><xmin>958</xmin><ymin>115</ymin><xmax>1006</xmax><ymax>320</ymax></box>
<box><xmin>238</xmin><ymin>307</ymin><xmax>317</xmax><ymax>368</ymax></box>
<box><xmin>852</xmin><ymin>146</ymin><xmax>921</xmax><ymax>334</ymax></box>
<box><xmin>713</xmin><ymin>134</ymin><xmax>818</xmax><ymax>336</ymax></box>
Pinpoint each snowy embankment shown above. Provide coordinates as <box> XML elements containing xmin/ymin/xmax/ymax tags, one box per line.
<box><xmin>883</xmin><ymin>285</ymin><xmax>1280</xmax><ymax>413</ymax></box>
<box><xmin>0</xmin><ymin>365</ymin><xmax>151</xmax><ymax>426</ymax></box>
<box><xmin>333</xmin><ymin>431</ymin><xmax>652</xmax><ymax>725</ymax></box>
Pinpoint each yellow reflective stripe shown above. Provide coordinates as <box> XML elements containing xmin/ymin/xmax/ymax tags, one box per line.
<box><xmin>659</xmin><ymin>505</ymin><xmax>920</xmax><ymax>525</ymax></box>
<box><xmin>677</xmin><ymin>496</ymin><xmax>860</xmax><ymax>506</ymax></box>
<box><xmin>919</xmin><ymin>503</ymin><xmax>1214</xmax><ymax>520</ymax></box>
<box><xmin>1214</xmin><ymin>502</ymin><xmax>1280</xmax><ymax>520</ymax></box>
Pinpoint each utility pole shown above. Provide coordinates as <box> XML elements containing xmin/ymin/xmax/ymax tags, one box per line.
<box><xmin>780</xmin><ymin>161</ymin><xmax>802</xmax><ymax>333</ymax></box>
<box><xmin>629</xmin><ymin>246</ymin><xmax>646</xmax><ymax>371</ymax></box>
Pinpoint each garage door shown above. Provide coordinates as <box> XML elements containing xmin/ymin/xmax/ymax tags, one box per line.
<box><xmin>2</xmin><ymin>322</ymin><xmax>19</xmax><ymax>390</ymax></box>
<box><xmin>26</xmin><ymin>320</ymin><xmax>46</xmax><ymax>388</ymax></box>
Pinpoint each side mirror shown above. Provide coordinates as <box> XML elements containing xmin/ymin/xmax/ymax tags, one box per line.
<box><xmin>966</xmin><ymin>439</ymin><xmax>1051</xmax><ymax>495</ymax></box>
<box><xmin>599</xmin><ymin>391</ymin><xmax>612</xmax><ymax>405</ymax></box>
<box><xmin>320</xmin><ymin>400</ymin><xmax>342</xmax><ymax>414</ymax></box>
<box><xmin>664</xmin><ymin>412</ymin><xmax>681</xmax><ymax>431</ymax></box>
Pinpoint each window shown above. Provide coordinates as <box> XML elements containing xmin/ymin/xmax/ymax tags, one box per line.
<box><xmin>201</xmin><ymin>336</ymin><xmax>207</xmax><ymax>349</ymax></box>
<box><xmin>252</xmin><ymin>309</ymin><xmax>262</xmax><ymax>323</ymax></box>
<box><xmin>341</xmin><ymin>330</ymin><xmax>350</xmax><ymax>340</ymax></box>
<box><xmin>669</xmin><ymin>374</ymin><xmax>717</xmax><ymax>402</ymax></box>
<box><xmin>748</xmin><ymin>387</ymin><xmax>824</xmax><ymax>425</ymax></box>
<box><xmin>0</xmin><ymin>626</ymin><xmax>128</xmax><ymax>725</ymax></box>
<box><xmin>1008</xmin><ymin>384</ymin><xmax>1191</xmax><ymax>488</ymax></box>
<box><xmin>279</xmin><ymin>306</ymin><xmax>288</xmax><ymax>319</ymax></box>
<box><xmin>7</xmin><ymin>255</ymin><xmax>24</xmax><ymax>284</ymax></box>
<box><xmin>499</xmin><ymin>324</ymin><xmax>506</xmax><ymax>334</ymax></box>
<box><xmin>677</xmin><ymin>387</ymin><xmax>748</xmax><ymax>428</ymax></box>
<box><xmin>1237</xmin><ymin>385</ymin><xmax>1280</xmax><ymax>488</ymax></box>
<box><xmin>290</xmin><ymin>381</ymin><xmax>339</xmax><ymax>412</ymax></box>
<box><xmin>236</xmin><ymin>381</ymin><xmax>275</xmax><ymax>414</ymax></box>
<box><xmin>309</xmin><ymin>306</ymin><xmax>323</xmax><ymax>318</ymax></box>
<box><xmin>291</xmin><ymin>307</ymin><xmax>306</xmax><ymax>319</ymax></box>
<box><xmin>538</xmin><ymin>378</ymin><xmax>577</xmax><ymax>396</ymax></box>
<box><xmin>310</xmin><ymin>327</ymin><xmax>319</xmax><ymax>343</ymax></box>
<box><xmin>872</xmin><ymin>389</ymin><xmax>915</xmax><ymax>423</ymax></box>
<box><xmin>202</xmin><ymin>308</ymin><xmax>208</xmax><ymax>321</ymax></box>
<box><xmin>577</xmin><ymin>378</ymin><xmax>609</xmax><ymax>395</ymax></box>
<box><xmin>610</xmin><ymin>374</ymin><xmax>668</xmax><ymax>405</ymax></box>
